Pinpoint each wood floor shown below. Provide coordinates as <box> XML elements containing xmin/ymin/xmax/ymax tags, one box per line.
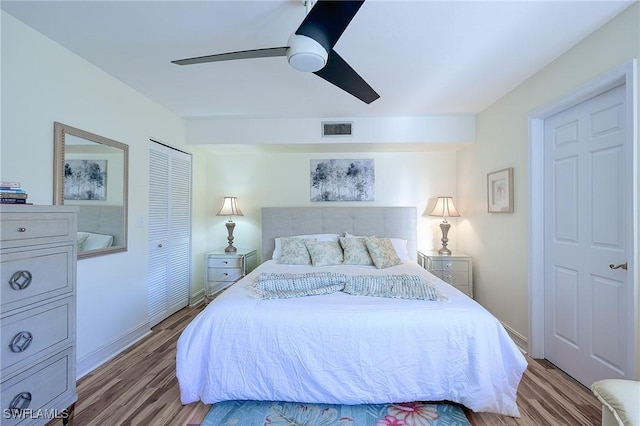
<box><xmin>49</xmin><ymin>304</ymin><xmax>603</xmax><ymax>426</ymax></box>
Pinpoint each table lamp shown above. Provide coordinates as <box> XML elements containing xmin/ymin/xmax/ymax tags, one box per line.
<box><xmin>216</xmin><ymin>196</ymin><xmax>243</xmax><ymax>252</ymax></box>
<box><xmin>429</xmin><ymin>196</ymin><xmax>460</xmax><ymax>255</ymax></box>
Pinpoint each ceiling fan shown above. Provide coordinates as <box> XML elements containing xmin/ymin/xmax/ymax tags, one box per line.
<box><xmin>171</xmin><ymin>0</ymin><xmax>379</xmax><ymax>104</ymax></box>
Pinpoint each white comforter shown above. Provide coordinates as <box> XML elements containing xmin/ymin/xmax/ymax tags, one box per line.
<box><xmin>177</xmin><ymin>261</ymin><xmax>527</xmax><ymax>417</ymax></box>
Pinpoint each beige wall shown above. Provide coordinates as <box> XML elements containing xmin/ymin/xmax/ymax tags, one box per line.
<box><xmin>1</xmin><ymin>11</ymin><xmax>210</xmax><ymax>375</ymax></box>
<box><xmin>457</xmin><ymin>3</ymin><xmax>639</xmax><ymax>353</ymax></box>
<box><xmin>204</xmin><ymin>148</ymin><xmax>462</xmax><ymax>261</ymax></box>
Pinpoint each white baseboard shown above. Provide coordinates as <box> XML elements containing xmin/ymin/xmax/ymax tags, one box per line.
<box><xmin>501</xmin><ymin>322</ymin><xmax>529</xmax><ymax>355</ymax></box>
<box><xmin>76</xmin><ymin>322</ymin><xmax>151</xmax><ymax>379</ymax></box>
<box><xmin>190</xmin><ymin>288</ymin><xmax>205</xmax><ymax>307</ymax></box>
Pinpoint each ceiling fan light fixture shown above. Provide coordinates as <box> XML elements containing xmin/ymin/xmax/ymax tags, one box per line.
<box><xmin>286</xmin><ymin>34</ymin><xmax>327</xmax><ymax>72</ymax></box>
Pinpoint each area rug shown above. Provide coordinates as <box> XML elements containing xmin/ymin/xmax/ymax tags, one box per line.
<box><xmin>201</xmin><ymin>400</ymin><xmax>471</xmax><ymax>426</ymax></box>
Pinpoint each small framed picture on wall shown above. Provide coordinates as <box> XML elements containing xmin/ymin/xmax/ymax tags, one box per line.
<box><xmin>487</xmin><ymin>167</ymin><xmax>514</xmax><ymax>213</ymax></box>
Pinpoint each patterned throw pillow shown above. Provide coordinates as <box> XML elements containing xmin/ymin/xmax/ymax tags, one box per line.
<box><xmin>304</xmin><ymin>240</ymin><xmax>344</xmax><ymax>266</ymax></box>
<box><xmin>339</xmin><ymin>237</ymin><xmax>373</xmax><ymax>266</ymax></box>
<box><xmin>364</xmin><ymin>237</ymin><xmax>402</xmax><ymax>269</ymax></box>
<box><xmin>278</xmin><ymin>238</ymin><xmax>314</xmax><ymax>265</ymax></box>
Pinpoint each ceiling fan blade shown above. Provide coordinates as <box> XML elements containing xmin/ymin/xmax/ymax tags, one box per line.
<box><xmin>314</xmin><ymin>50</ymin><xmax>379</xmax><ymax>104</ymax></box>
<box><xmin>296</xmin><ymin>0</ymin><xmax>365</xmax><ymax>53</ymax></box>
<box><xmin>172</xmin><ymin>47</ymin><xmax>288</xmax><ymax>66</ymax></box>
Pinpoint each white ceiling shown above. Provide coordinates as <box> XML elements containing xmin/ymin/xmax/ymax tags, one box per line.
<box><xmin>2</xmin><ymin>0</ymin><xmax>634</xmax><ymax>120</ymax></box>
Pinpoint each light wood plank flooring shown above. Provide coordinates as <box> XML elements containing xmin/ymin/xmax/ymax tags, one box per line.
<box><xmin>50</xmin><ymin>305</ymin><xmax>603</xmax><ymax>426</ymax></box>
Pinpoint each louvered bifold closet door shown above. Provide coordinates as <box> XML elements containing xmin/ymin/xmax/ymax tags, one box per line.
<box><xmin>148</xmin><ymin>141</ymin><xmax>192</xmax><ymax>327</ymax></box>
<box><xmin>167</xmin><ymin>152</ymin><xmax>191</xmax><ymax>316</ymax></box>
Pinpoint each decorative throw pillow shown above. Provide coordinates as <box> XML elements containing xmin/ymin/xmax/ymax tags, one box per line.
<box><xmin>339</xmin><ymin>237</ymin><xmax>373</xmax><ymax>266</ymax></box>
<box><xmin>278</xmin><ymin>238</ymin><xmax>314</xmax><ymax>265</ymax></box>
<box><xmin>76</xmin><ymin>232</ymin><xmax>90</xmax><ymax>252</ymax></box>
<box><xmin>345</xmin><ymin>232</ymin><xmax>410</xmax><ymax>261</ymax></box>
<box><xmin>364</xmin><ymin>237</ymin><xmax>403</xmax><ymax>269</ymax></box>
<box><xmin>272</xmin><ymin>234</ymin><xmax>340</xmax><ymax>259</ymax></box>
<box><xmin>304</xmin><ymin>240</ymin><xmax>344</xmax><ymax>266</ymax></box>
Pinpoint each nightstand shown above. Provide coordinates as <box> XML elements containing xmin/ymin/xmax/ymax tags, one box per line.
<box><xmin>418</xmin><ymin>250</ymin><xmax>473</xmax><ymax>298</ymax></box>
<box><xmin>204</xmin><ymin>249</ymin><xmax>257</xmax><ymax>304</ymax></box>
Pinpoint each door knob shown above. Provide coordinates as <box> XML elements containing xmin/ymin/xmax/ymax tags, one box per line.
<box><xmin>609</xmin><ymin>262</ymin><xmax>628</xmax><ymax>270</ymax></box>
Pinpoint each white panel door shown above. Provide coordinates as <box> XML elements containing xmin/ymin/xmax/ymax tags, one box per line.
<box><xmin>148</xmin><ymin>141</ymin><xmax>192</xmax><ymax>327</ymax></box>
<box><xmin>544</xmin><ymin>84</ymin><xmax>631</xmax><ymax>386</ymax></box>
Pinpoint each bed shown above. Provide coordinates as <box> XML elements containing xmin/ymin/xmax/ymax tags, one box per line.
<box><xmin>177</xmin><ymin>207</ymin><xmax>527</xmax><ymax>417</ymax></box>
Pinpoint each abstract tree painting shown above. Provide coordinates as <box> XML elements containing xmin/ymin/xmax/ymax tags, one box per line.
<box><xmin>64</xmin><ymin>159</ymin><xmax>107</xmax><ymax>200</ymax></box>
<box><xmin>310</xmin><ymin>159</ymin><xmax>374</xmax><ymax>202</ymax></box>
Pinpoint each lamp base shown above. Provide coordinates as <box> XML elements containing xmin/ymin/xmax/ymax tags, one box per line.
<box><xmin>438</xmin><ymin>222</ymin><xmax>452</xmax><ymax>256</ymax></box>
<box><xmin>437</xmin><ymin>247</ymin><xmax>452</xmax><ymax>256</ymax></box>
<box><xmin>225</xmin><ymin>220</ymin><xmax>237</xmax><ymax>253</ymax></box>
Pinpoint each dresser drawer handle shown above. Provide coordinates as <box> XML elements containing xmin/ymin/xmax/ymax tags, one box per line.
<box><xmin>17</xmin><ymin>227</ymin><xmax>26</xmax><ymax>233</ymax></box>
<box><xmin>446</xmin><ymin>275</ymin><xmax>453</xmax><ymax>281</ymax></box>
<box><xmin>222</xmin><ymin>261</ymin><xmax>228</xmax><ymax>265</ymax></box>
<box><xmin>222</xmin><ymin>272</ymin><xmax>229</xmax><ymax>276</ymax></box>
<box><xmin>8</xmin><ymin>392</ymin><xmax>32</xmax><ymax>411</ymax></box>
<box><xmin>9</xmin><ymin>331</ymin><xmax>33</xmax><ymax>353</ymax></box>
<box><xmin>8</xmin><ymin>270</ymin><xmax>32</xmax><ymax>290</ymax></box>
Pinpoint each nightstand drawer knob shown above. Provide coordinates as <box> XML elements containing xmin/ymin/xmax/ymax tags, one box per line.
<box><xmin>9</xmin><ymin>331</ymin><xmax>33</xmax><ymax>353</ymax></box>
<box><xmin>9</xmin><ymin>392</ymin><xmax>32</xmax><ymax>410</ymax></box>
<box><xmin>446</xmin><ymin>275</ymin><xmax>453</xmax><ymax>281</ymax></box>
<box><xmin>8</xmin><ymin>270</ymin><xmax>32</xmax><ymax>290</ymax></box>
<box><xmin>17</xmin><ymin>227</ymin><xmax>26</xmax><ymax>233</ymax></box>
<box><xmin>223</xmin><ymin>261</ymin><xmax>228</xmax><ymax>264</ymax></box>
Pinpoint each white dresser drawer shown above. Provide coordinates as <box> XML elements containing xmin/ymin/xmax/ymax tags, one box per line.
<box><xmin>1</xmin><ymin>348</ymin><xmax>75</xmax><ymax>426</ymax></box>
<box><xmin>207</xmin><ymin>268</ymin><xmax>243</xmax><ymax>282</ymax></box>
<box><xmin>1</xmin><ymin>298</ymin><xmax>73</xmax><ymax>375</ymax></box>
<box><xmin>0</xmin><ymin>212</ymin><xmax>75</xmax><ymax>248</ymax></box>
<box><xmin>1</xmin><ymin>246</ymin><xmax>74</xmax><ymax>314</ymax></box>
<box><xmin>207</xmin><ymin>256</ymin><xmax>242</xmax><ymax>268</ymax></box>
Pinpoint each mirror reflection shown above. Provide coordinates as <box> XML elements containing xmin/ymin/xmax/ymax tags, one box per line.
<box><xmin>54</xmin><ymin>122</ymin><xmax>128</xmax><ymax>258</ymax></box>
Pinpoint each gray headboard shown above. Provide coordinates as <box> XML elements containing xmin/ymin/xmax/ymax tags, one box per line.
<box><xmin>77</xmin><ymin>205</ymin><xmax>125</xmax><ymax>246</ymax></box>
<box><xmin>261</xmin><ymin>207</ymin><xmax>417</xmax><ymax>262</ymax></box>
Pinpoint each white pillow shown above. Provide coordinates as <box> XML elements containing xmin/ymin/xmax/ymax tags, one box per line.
<box><xmin>81</xmin><ymin>232</ymin><xmax>114</xmax><ymax>251</ymax></box>
<box><xmin>345</xmin><ymin>231</ymin><xmax>410</xmax><ymax>261</ymax></box>
<box><xmin>272</xmin><ymin>234</ymin><xmax>340</xmax><ymax>259</ymax></box>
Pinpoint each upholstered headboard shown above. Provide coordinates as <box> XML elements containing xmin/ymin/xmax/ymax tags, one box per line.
<box><xmin>77</xmin><ymin>205</ymin><xmax>124</xmax><ymax>246</ymax></box>
<box><xmin>261</xmin><ymin>207</ymin><xmax>417</xmax><ymax>262</ymax></box>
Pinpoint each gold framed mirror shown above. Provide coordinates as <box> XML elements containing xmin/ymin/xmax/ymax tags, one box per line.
<box><xmin>54</xmin><ymin>122</ymin><xmax>129</xmax><ymax>259</ymax></box>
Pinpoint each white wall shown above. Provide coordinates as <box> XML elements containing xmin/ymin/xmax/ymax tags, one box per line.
<box><xmin>204</xmin><ymin>149</ymin><xmax>462</xmax><ymax>261</ymax></box>
<box><xmin>457</xmin><ymin>3</ymin><xmax>639</xmax><ymax>353</ymax></box>
<box><xmin>1</xmin><ymin>11</ymin><xmax>210</xmax><ymax>376</ymax></box>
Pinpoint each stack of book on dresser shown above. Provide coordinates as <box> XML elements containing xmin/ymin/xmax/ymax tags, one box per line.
<box><xmin>1</xmin><ymin>181</ymin><xmax>29</xmax><ymax>204</ymax></box>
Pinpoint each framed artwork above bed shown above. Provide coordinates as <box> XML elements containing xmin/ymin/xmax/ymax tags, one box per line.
<box><xmin>310</xmin><ymin>159</ymin><xmax>374</xmax><ymax>202</ymax></box>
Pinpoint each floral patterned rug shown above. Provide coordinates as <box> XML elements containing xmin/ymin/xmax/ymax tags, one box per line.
<box><xmin>201</xmin><ymin>400</ymin><xmax>471</xmax><ymax>426</ymax></box>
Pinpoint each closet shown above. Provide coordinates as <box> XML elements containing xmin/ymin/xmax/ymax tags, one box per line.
<box><xmin>148</xmin><ymin>140</ymin><xmax>192</xmax><ymax>327</ymax></box>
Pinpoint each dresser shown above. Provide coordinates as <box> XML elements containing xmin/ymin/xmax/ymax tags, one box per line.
<box><xmin>204</xmin><ymin>249</ymin><xmax>258</xmax><ymax>304</ymax></box>
<box><xmin>1</xmin><ymin>205</ymin><xmax>78</xmax><ymax>425</ymax></box>
<box><xmin>418</xmin><ymin>250</ymin><xmax>473</xmax><ymax>298</ymax></box>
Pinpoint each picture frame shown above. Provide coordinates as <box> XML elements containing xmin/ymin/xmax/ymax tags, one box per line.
<box><xmin>64</xmin><ymin>159</ymin><xmax>107</xmax><ymax>201</ymax></box>
<box><xmin>310</xmin><ymin>159</ymin><xmax>374</xmax><ymax>202</ymax></box>
<box><xmin>487</xmin><ymin>167</ymin><xmax>513</xmax><ymax>213</ymax></box>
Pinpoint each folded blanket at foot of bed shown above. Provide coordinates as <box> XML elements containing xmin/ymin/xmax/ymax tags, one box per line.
<box><xmin>250</xmin><ymin>272</ymin><xmax>446</xmax><ymax>301</ymax></box>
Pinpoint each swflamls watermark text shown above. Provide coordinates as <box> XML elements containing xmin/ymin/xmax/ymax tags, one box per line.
<box><xmin>3</xmin><ymin>408</ymin><xmax>69</xmax><ymax>420</ymax></box>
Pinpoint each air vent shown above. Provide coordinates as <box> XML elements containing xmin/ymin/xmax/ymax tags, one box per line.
<box><xmin>322</xmin><ymin>121</ymin><xmax>352</xmax><ymax>137</ymax></box>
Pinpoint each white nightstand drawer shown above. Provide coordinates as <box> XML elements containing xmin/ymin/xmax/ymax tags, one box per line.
<box><xmin>1</xmin><ymin>348</ymin><xmax>74</xmax><ymax>426</ymax></box>
<box><xmin>1</xmin><ymin>298</ymin><xmax>73</xmax><ymax>375</ymax></box>
<box><xmin>443</xmin><ymin>260</ymin><xmax>469</xmax><ymax>272</ymax></box>
<box><xmin>419</xmin><ymin>250</ymin><xmax>473</xmax><ymax>299</ymax></box>
<box><xmin>1</xmin><ymin>246</ymin><xmax>74</xmax><ymax>314</ymax></box>
<box><xmin>207</xmin><ymin>257</ymin><xmax>242</xmax><ymax>268</ymax></box>
<box><xmin>207</xmin><ymin>268</ymin><xmax>242</xmax><ymax>282</ymax></box>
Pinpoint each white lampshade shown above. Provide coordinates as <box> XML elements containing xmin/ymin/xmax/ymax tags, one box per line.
<box><xmin>216</xmin><ymin>197</ymin><xmax>243</xmax><ymax>217</ymax></box>
<box><xmin>429</xmin><ymin>196</ymin><xmax>460</xmax><ymax>220</ymax></box>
